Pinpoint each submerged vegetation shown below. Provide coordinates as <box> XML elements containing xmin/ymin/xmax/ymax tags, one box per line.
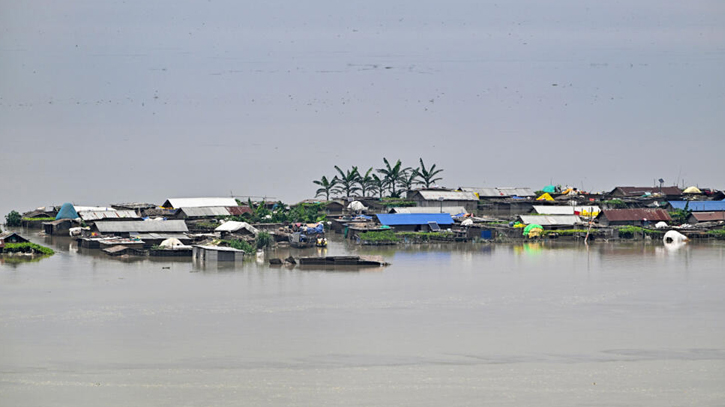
<box><xmin>2</xmin><ymin>242</ymin><xmax>55</xmax><ymax>256</ymax></box>
<box><xmin>358</xmin><ymin>230</ymin><xmax>400</xmax><ymax>243</ymax></box>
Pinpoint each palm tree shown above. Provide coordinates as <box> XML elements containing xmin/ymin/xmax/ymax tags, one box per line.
<box><xmin>376</xmin><ymin>158</ymin><xmax>411</xmax><ymax>198</ymax></box>
<box><xmin>313</xmin><ymin>175</ymin><xmax>339</xmax><ymax>200</ymax></box>
<box><xmin>399</xmin><ymin>167</ymin><xmax>420</xmax><ymax>193</ymax></box>
<box><xmin>334</xmin><ymin>165</ymin><xmax>361</xmax><ymax>198</ymax></box>
<box><xmin>371</xmin><ymin>174</ymin><xmax>387</xmax><ymax>199</ymax></box>
<box><xmin>357</xmin><ymin>167</ymin><xmax>376</xmax><ymax>198</ymax></box>
<box><xmin>416</xmin><ymin>158</ymin><xmax>444</xmax><ymax>188</ymax></box>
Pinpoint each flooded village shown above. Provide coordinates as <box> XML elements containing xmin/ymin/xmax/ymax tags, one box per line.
<box><xmin>4</xmin><ymin>161</ymin><xmax>725</xmax><ymax>263</ymax></box>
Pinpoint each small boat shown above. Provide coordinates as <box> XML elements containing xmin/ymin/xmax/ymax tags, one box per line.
<box><xmin>315</xmin><ymin>236</ymin><xmax>327</xmax><ymax>247</ymax></box>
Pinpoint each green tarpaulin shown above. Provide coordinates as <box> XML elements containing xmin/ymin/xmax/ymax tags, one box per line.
<box><xmin>523</xmin><ymin>224</ymin><xmax>543</xmax><ymax>236</ymax></box>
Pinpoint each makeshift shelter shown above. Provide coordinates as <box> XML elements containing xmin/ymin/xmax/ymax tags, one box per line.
<box><xmin>159</xmin><ymin>238</ymin><xmax>185</xmax><ymax>249</ymax></box>
<box><xmin>542</xmin><ymin>185</ymin><xmax>556</xmax><ymax>193</ymax></box>
<box><xmin>536</xmin><ymin>193</ymin><xmax>554</xmax><ymax>201</ymax></box>
<box><xmin>663</xmin><ymin>230</ymin><xmax>688</xmax><ymax>244</ymax></box>
<box><xmin>523</xmin><ymin>224</ymin><xmax>543</xmax><ymax>238</ymax></box>
<box><xmin>55</xmin><ymin>203</ymin><xmax>79</xmax><ymax>220</ymax></box>
<box><xmin>348</xmin><ymin>201</ymin><xmax>367</xmax><ymax>212</ymax></box>
<box><xmin>683</xmin><ymin>186</ymin><xmax>702</xmax><ymax>194</ymax></box>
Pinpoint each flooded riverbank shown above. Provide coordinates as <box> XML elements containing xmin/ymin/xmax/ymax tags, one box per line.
<box><xmin>1</xmin><ymin>234</ymin><xmax>724</xmax><ymax>406</ymax></box>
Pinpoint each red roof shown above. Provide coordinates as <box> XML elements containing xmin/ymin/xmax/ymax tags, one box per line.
<box><xmin>690</xmin><ymin>212</ymin><xmax>725</xmax><ymax>222</ymax></box>
<box><xmin>226</xmin><ymin>206</ymin><xmax>253</xmax><ymax>216</ymax></box>
<box><xmin>601</xmin><ymin>209</ymin><xmax>671</xmax><ymax>222</ymax></box>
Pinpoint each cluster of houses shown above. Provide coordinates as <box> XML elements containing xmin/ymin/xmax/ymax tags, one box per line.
<box><xmin>9</xmin><ymin>183</ymin><xmax>725</xmax><ymax>258</ymax></box>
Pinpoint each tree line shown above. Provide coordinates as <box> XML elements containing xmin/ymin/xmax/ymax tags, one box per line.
<box><xmin>313</xmin><ymin>158</ymin><xmax>444</xmax><ymax>200</ymax></box>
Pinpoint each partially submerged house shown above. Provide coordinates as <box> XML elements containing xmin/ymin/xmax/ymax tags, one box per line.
<box><xmin>90</xmin><ymin>220</ymin><xmax>189</xmax><ymax>247</ymax></box>
<box><xmin>389</xmin><ymin>206</ymin><xmax>467</xmax><ymax>216</ymax></box>
<box><xmin>518</xmin><ymin>215</ymin><xmax>581</xmax><ymax>230</ymax></box>
<box><xmin>406</xmin><ymin>190</ymin><xmax>479</xmax><ymax>214</ymax></box>
<box><xmin>192</xmin><ymin>245</ymin><xmax>245</xmax><ymax>262</ymax></box>
<box><xmin>0</xmin><ymin>232</ymin><xmax>29</xmax><ymax>248</ymax></box>
<box><xmin>597</xmin><ymin>209</ymin><xmax>671</xmax><ymax>227</ymax></box>
<box><xmin>375</xmin><ymin>213</ymin><xmax>454</xmax><ymax>232</ymax></box>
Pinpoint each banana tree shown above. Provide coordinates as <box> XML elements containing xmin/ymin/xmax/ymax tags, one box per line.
<box><xmin>313</xmin><ymin>176</ymin><xmax>339</xmax><ymax>201</ymax></box>
<box><xmin>416</xmin><ymin>158</ymin><xmax>444</xmax><ymax>188</ymax></box>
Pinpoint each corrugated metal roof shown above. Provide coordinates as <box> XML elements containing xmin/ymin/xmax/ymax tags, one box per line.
<box><xmin>79</xmin><ymin>210</ymin><xmax>140</xmax><ymax>221</ymax></box>
<box><xmin>74</xmin><ymin>206</ymin><xmax>117</xmax><ymax>212</ymax></box>
<box><xmin>600</xmin><ymin>209</ymin><xmax>671</xmax><ymax>222</ymax></box>
<box><xmin>533</xmin><ymin>206</ymin><xmax>575</xmax><ymax>215</ymax></box>
<box><xmin>690</xmin><ymin>212</ymin><xmax>725</xmax><ymax>222</ymax></box>
<box><xmin>460</xmin><ymin>187</ymin><xmax>534</xmax><ymax>197</ymax></box>
<box><xmin>178</xmin><ymin>207</ymin><xmax>231</xmax><ymax>218</ymax></box>
<box><xmin>519</xmin><ymin>215</ymin><xmax>581</xmax><ymax>226</ymax></box>
<box><xmin>376</xmin><ymin>213</ymin><xmax>454</xmax><ymax>226</ymax></box>
<box><xmin>215</xmin><ymin>221</ymin><xmax>258</xmax><ymax>234</ymax></box>
<box><xmin>194</xmin><ymin>245</ymin><xmax>245</xmax><ymax>253</ymax></box>
<box><xmin>412</xmin><ymin>190</ymin><xmax>479</xmax><ymax>201</ymax></box>
<box><xmin>162</xmin><ymin>198</ymin><xmax>238</xmax><ymax>208</ymax></box>
<box><xmin>611</xmin><ymin>186</ymin><xmax>682</xmax><ymax>196</ymax></box>
<box><xmin>95</xmin><ymin>220</ymin><xmax>188</xmax><ymax>233</ymax></box>
<box><xmin>390</xmin><ymin>206</ymin><xmax>467</xmax><ymax>215</ymax></box>
<box><xmin>130</xmin><ymin>233</ymin><xmax>191</xmax><ymax>240</ymax></box>
<box><xmin>668</xmin><ymin>201</ymin><xmax>725</xmax><ymax>212</ymax></box>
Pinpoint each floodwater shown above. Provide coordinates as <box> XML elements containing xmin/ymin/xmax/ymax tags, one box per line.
<box><xmin>1</xmin><ymin>232</ymin><xmax>724</xmax><ymax>406</ymax></box>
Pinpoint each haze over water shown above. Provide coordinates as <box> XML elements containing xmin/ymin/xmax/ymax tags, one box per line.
<box><xmin>2</xmin><ymin>235</ymin><xmax>724</xmax><ymax>406</ymax></box>
<box><xmin>1</xmin><ymin>0</ymin><xmax>725</xmax><ymax>217</ymax></box>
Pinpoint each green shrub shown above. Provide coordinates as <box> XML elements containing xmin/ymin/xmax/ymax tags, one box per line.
<box><xmin>358</xmin><ymin>230</ymin><xmax>400</xmax><ymax>242</ymax></box>
<box><xmin>255</xmin><ymin>232</ymin><xmax>273</xmax><ymax>249</ymax></box>
<box><xmin>225</xmin><ymin>239</ymin><xmax>255</xmax><ymax>253</ymax></box>
<box><xmin>396</xmin><ymin>231</ymin><xmax>455</xmax><ymax>242</ymax></box>
<box><xmin>5</xmin><ymin>210</ymin><xmax>21</xmax><ymax>227</ymax></box>
<box><xmin>2</xmin><ymin>242</ymin><xmax>55</xmax><ymax>256</ymax></box>
<box><xmin>617</xmin><ymin>226</ymin><xmax>663</xmax><ymax>238</ymax></box>
<box><xmin>604</xmin><ymin>199</ymin><xmax>627</xmax><ymax>209</ymax></box>
<box><xmin>707</xmin><ymin>229</ymin><xmax>725</xmax><ymax>239</ymax></box>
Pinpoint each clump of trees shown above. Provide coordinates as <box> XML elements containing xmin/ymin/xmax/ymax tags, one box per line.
<box><xmin>312</xmin><ymin>158</ymin><xmax>444</xmax><ymax>200</ymax></box>
<box><xmin>5</xmin><ymin>210</ymin><xmax>22</xmax><ymax>227</ymax></box>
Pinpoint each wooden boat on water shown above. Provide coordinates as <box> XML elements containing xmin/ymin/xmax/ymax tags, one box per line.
<box><xmin>297</xmin><ymin>256</ymin><xmax>389</xmax><ymax>267</ymax></box>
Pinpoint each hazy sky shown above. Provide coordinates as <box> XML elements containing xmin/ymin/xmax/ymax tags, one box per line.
<box><xmin>2</xmin><ymin>0</ymin><xmax>724</xmax><ymax>215</ymax></box>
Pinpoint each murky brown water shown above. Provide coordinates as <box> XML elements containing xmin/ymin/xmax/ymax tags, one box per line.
<box><xmin>2</xmin><ymin>230</ymin><xmax>724</xmax><ymax>406</ymax></box>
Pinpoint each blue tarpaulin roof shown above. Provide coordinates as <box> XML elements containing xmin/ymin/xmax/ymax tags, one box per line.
<box><xmin>55</xmin><ymin>203</ymin><xmax>79</xmax><ymax>220</ymax></box>
<box><xmin>376</xmin><ymin>213</ymin><xmax>454</xmax><ymax>226</ymax></box>
<box><xmin>668</xmin><ymin>201</ymin><xmax>725</xmax><ymax>212</ymax></box>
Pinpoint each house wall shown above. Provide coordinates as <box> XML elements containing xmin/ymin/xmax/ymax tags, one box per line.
<box><xmin>412</xmin><ymin>199</ymin><xmax>477</xmax><ymax>214</ymax></box>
